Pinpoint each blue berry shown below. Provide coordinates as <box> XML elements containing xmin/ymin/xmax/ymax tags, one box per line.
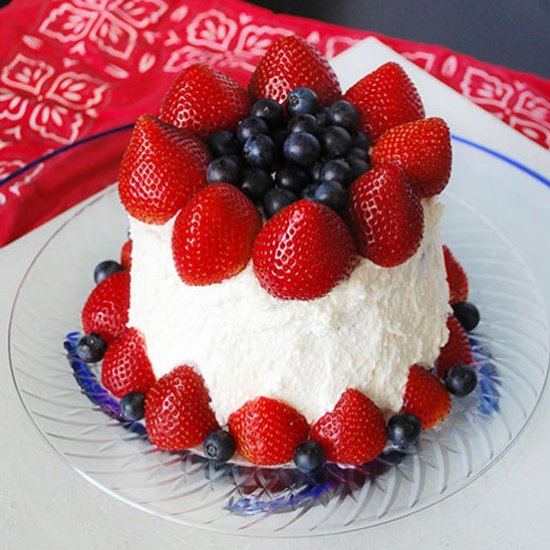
<box><xmin>120</xmin><ymin>392</ymin><xmax>146</xmax><ymax>421</ymax></box>
<box><xmin>348</xmin><ymin>158</ymin><xmax>370</xmax><ymax>180</ymax></box>
<box><xmin>250</xmin><ymin>98</ymin><xmax>284</xmax><ymax>128</ymax></box>
<box><xmin>321</xmin><ymin>159</ymin><xmax>352</xmax><ymax>186</ymax></box>
<box><xmin>328</xmin><ymin>100</ymin><xmax>359</xmax><ymax>131</ymax></box>
<box><xmin>310</xmin><ymin>161</ymin><xmax>324</xmax><ymax>184</ymax></box>
<box><xmin>320</xmin><ymin>126</ymin><xmax>352</xmax><ymax>159</ymax></box>
<box><xmin>301</xmin><ymin>184</ymin><xmax>318</xmax><ymax>200</ymax></box>
<box><xmin>286</xmin><ymin>87</ymin><xmax>319</xmax><ymax>116</ymax></box>
<box><xmin>76</xmin><ymin>333</ymin><xmax>107</xmax><ymax>363</ymax></box>
<box><xmin>347</xmin><ymin>147</ymin><xmax>369</xmax><ymax>161</ymax></box>
<box><xmin>271</xmin><ymin>127</ymin><xmax>288</xmax><ymax>148</ymax></box>
<box><xmin>237</xmin><ymin>116</ymin><xmax>269</xmax><ymax>144</ymax></box>
<box><xmin>206</xmin><ymin>130</ymin><xmax>239</xmax><ymax>158</ymax></box>
<box><xmin>293</xmin><ymin>440</ymin><xmax>325</xmax><ymax>474</ymax></box>
<box><xmin>94</xmin><ymin>260</ymin><xmax>124</xmax><ymax>284</ymax></box>
<box><xmin>207</xmin><ymin>156</ymin><xmax>240</xmax><ymax>185</ymax></box>
<box><xmin>240</xmin><ymin>167</ymin><xmax>273</xmax><ymax>204</ymax></box>
<box><xmin>263</xmin><ymin>187</ymin><xmax>298</xmax><ymax>218</ymax></box>
<box><xmin>243</xmin><ymin>135</ymin><xmax>277</xmax><ymax>169</ymax></box>
<box><xmin>283</xmin><ymin>132</ymin><xmax>321</xmax><ymax>167</ymax></box>
<box><xmin>288</xmin><ymin>114</ymin><xmax>321</xmax><ymax>135</ymax></box>
<box><xmin>452</xmin><ymin>301</ymin><xmax>480</xmax><ymax>332</ymax></box>
<box><xmin>387</xmin><ymin>413</ymin><xmax>421</xmax><ymax>450</ymax></box>
<box><xmin>315</xmin><ymin>107</ymin><xmax>330</xmax><ymax>126</ymax></box>
<box><xmin>275</xmin><ymin>165</ymin><xmax>310</xmax><ymax>194</ymax></box>
<box><xmin>445</xmin><ymin>364</ymin><xmax>478</xmax><ymax>397</ymax></box>
<box><xmin>353</xmin><ymin>131</ymin><xmax>370</xmax><ymax>149</ymax></box>
<box><xmin>203</xmin><ymin>429</ymin><xmax>236</xmax><ymax>462</ymax></box>
<box><xmin>314</xmin><ymin>181</ymin><xmax>347</xmax><ymax>215</ymax></box>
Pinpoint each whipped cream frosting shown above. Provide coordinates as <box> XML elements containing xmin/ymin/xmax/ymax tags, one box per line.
<box><xmin>128</xmin><ymin>200</ymin><xmax>450</xmax><ymax>425</ymax></box>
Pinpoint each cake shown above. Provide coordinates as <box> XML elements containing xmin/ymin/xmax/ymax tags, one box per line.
<box><xmin>76</xmin><ymin>36</ymin><xmax>480</xmax><ymax>471</ymax></box>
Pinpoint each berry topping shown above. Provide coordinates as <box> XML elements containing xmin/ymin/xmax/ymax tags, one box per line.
<box><xmin>262</xmin><ymin>187</ymin><xmax>298</xmax><ymax>219</ymax></box>
<box><xmin>435</xmin><ymin>314</ymin><xmax>475</xmax><ymax>378</ymax></box>
<box><xmin>94</xmin><ymin>260</ymin><xmax>124</xmax><ymax>285</ymax></box>
<box><xmin>76</xmin><ymin>333</ymin><xmax>107</xmax><ymax>363</ymax></box>
<box><xmin>120</xmin><ymin>392</ymin><xmax>146</xmax><ymax>421</ymax></box>
<box><xmin>319</xmin><ymin>126</ymin><xmax>352</xmax><ymax>159</ymax></box>
<box><xmin>243</xmin><ymin>134</ymin><xmax>278</xmax><ymax>169</ymax></box>
<box><xmin>293</xmin><ymin>440</ymin><xmax>326</xmax><ymax>474</ymax></box>
<box><xmin>253</xmin><ymin>200</ymin><xmax>357</xmax><ymax>300</ymax></box>
<box><xmin>160</xmin><ymin>64</ymin><xmax>250</xmax><ymax>139</ymax></box>
<box><xmin>371</xmin><ymin>117</ymin><xmax>452</xmax><ymax>197</ymax></box>
<box><xmin>310</xmin><ymin>389</ymin><xmax>387</xmax><ymax>465</ymax></box>
<box><xmin>203</xmin><ymin>429</ymin><xmax>236</xmax><ymax>463</ymax></box>
<box><xmin>249</xmin><ymin>98</ymin><xmax>285</xmax><ymax>128</ymax></box>
<box><xmin>118</xmin><ymin>115</ymin><xmax>210</xmax><ymax>224</ymax></box>
<box><xmin>286</xmin><ymin>87</ymin><xmax>319</xmax><ymax>116</ymax></box>
<box><xmin>120</xmin><ymin>239</ymin><xmax>132</xmax><ymax>270</ymax></box>
<box><xmin>313</xmin><ymin>181</ymin><xmax>347</xmax><ymax>215</ymax></box>
<box><xmin>452</xmin><ymin>301</ymin><xmax>480</xmax><ymax>332</ymax></box>
<box><xmin>101</xmin><ymin>327</ymin><xmax>155</xmax><ymax>398</ymax></box>
<box><xmin>237</xmin><ymin>116</ymin><xmax>269</xmax><ymax>144</ymax></box>
<box><xmin>283</xmin><ymin>132</ymin><xmax>321</xmax><ymax>167</ymax></box>
<box><xmin>240</xmin><ymin>167</ymin><xmax>274</xmax><ymax>204</ymax></box>
<box><xmin>207</xmin><ymin>130</ymin><xmax>240</xmax><ymax>158</ymax></box>
<box><xmin>275</xmin><ymin>165</ymin><xmax>310</xmax><ymax>194</ymax></box>
<box><xmin>443</xmin><ymin>245</ymin><xmax>469</xmax><ymax>304</ymax></box>
<box><xmin>206</xmin><ymin>156</ymin><xmax>241</xmax><ymax>185</ymax></box>
<box><xmin>172</xmin><ymin>183</ymin><xmax>261</xmax><ymax>286</ymax></box>
<box><xmin>347</xmin><ymin>162</ymin><xmax>424</xmax><ymax>267</ymax></box>
<box><xmin>145</xmin><ymin>365</ymin><xmax>219</xmax><ymax>451</ymax></box>
<box><xmin>343</xmin><ymin>62</ymin><xmax>425</xmax><ymax>142</ymax></box>
<box><xmin>444</xmin><ymin>364</ymin><xmax>478</xmax><ymax>397</ymax></box>
<box><xmin>402</xmin><ymin>365</ymin><xmax>451</xmax><ymax>430</ymax></box>
<box><xmin>387</xmin><ymin>413</ymin><xmax>421</xmax><ymax>450</ymax></box>
<box><xmin>327</xmin><ymin>100</ymin><xmax>359</xmax><ymax>131</ymax></box>
<box><xmin>228</xmin><ymin>396</ymin><xmax>309</xmax><ymax>465</ymax></box>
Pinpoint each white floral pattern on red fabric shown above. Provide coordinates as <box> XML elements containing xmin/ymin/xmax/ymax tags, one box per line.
<box><xmin>187</xmin><ymin>9</ymin><xmax>239</xmax><ymax>52</ymax></box>
<box><xmin>402</xmin><ymin>51</ymin><xmax>436</xmax><ymax>72</ymax></box>
<box><xmin>460</xmin><ymin>67</ymin><xmax>516</xmax><ymax>113</ymax></box>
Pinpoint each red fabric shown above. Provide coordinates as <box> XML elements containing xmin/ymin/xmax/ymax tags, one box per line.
<box><xmin>1</xmin><ymin>0</ymin><xmax>549</xmax><ymax>246</ymax></box>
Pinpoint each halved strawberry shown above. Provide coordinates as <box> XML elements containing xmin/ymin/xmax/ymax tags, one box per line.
<box><xmin>145</xmin><ymin>365</ymin><xmax>219</xmax><ymax>451</ymax></box>
<box><xmin>82</xmin><ymin>271</ymin><xmax>130</xmax><ymax>342</ymax></box>
<box><xmin>402</xmin><ymin>365</ymin><xmax>451</xmax><ymax>429</ymax></box>
<box><xmin>310</xmin><ymin>389</ymin><xmax>387</xmax><ymax>465</ymax></box>
<box><xmin>252</xmin><ymin>200</ymin><xmax>357</xmax><ymax>300</ymax></box>
<box><xmin>435</xmin><ymin>315</ymin><xmax>475</xmax><ymax>378</ymax></box>
<box><xmin>101</xmin><ymin>327</ymin><xmax>155</xmax><ymax>398</ymax></box>
<box><xmin>443</xmin><ymin>245</ymin><xmax>469</xmax><ymax>304</ymax></box>
<box><xmin>118</xmin><ymin>115</ymin><xmax>210</xmax><ymax>224</ymax></box>
<box><xmin>120</xmin><ymin>239</ymin><xmax>132</xmax><ymax>270</ymax></box>
<box><xmin>228</xmin><ymin>396</ymin><xmax>309</xmax><ymax>465</ymax></box>
<box><xmin>343</xmin><ymin>62</ymin><xmax>424</xmax><ymax>142</ymax></box>
<box><xmin>371</xmin><ymin>117</ymin><xmax>452</xmax><ymax>197</ymax></box>
<box><xmin>347</xmin><ymin>162</ymin><xmax>424</xmax><ymax>267</ymax></box>
<box><xmin>249</xmin><ymin>35</ymin><xmax>341</xmax><ymax>106</ymax></box>
<box><xmin>160</xmin><ymin>64</ymin><xmax>250</xmax><ymax>139</ymax></box>
<box><xmin>172</xmin><ymin>183</ymin><xmax>261</xmax><ymax>286</ymax></box>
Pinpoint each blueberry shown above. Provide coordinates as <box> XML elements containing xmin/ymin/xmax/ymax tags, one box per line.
<box><xmin>445</xmin><ymin>364</ymin><xmax>478</xmax><ymax>397</ymax></box>
<box><xmin>387</xmin><ymin>413</ymin><xmax>421</xmax><ymax>450</ymax></box>
<box><xmin>271</xmin><ymin>127</ymin><xmax>288</xmax><ymax>148</ymax></box>
<box><xmin>347</xmin><ymin>147</ymin><xmax>369</xmax><ymax>161</ymax></box>
<box><xmin>275</xmin><ymin>165</ymin><xmax>310</xmax><ymax>194</ymax></box>
<box><xmin>320</xmin><ymin>126</ymin><xmax>352</xmax><ymax>159</ymax></box>
<box><xmin>250</xmin><ymin>98</ymin><xmax>284</xmax><ymax>128</ymax></box>
<box><xmin>314</xmin><ymin>181</ymin><xmax>347</xmax><ymax>215</ymax></box>
<box><xmin>76</xmin><ymin>333</ymin><xmax>107</xmax><ymax>363</ymax></box>
<box><xmin>286</xmin><ymin>87</ymin><xmax>319</xmax><ymax>116</ymax></box>
<box><xmin>353</xmin><ymin>131</ymin><xmax>370</xmax><ymax>149</ymax></box>
<box><xmin>203</xmin><ymin>429</ymin><xmax>236</xmax><ymax>462</ymax></box>
<box><xmin>240</xmin><ymin>167</ymin><xmax>273</xmax><ymax>204</ymax></box>
<box><xmin>243</xmin><ymin>135</ymin><xmax>277</xmax><ymax>169</ymax></box>
<box><xmin>206</xmin><ymin>130</ymin><xmax>240</xmax><ymax>158</ymax></box>
<box><xmin>293</xmin><ymin>440</ymin><xmax>325</xmax><ymax>474</ymax></box>
<box><xmin>321</xmin><ymin>159</ymin><xmax>352</xmax><ymax>186</ymax></box>
<box><xmin>283</xmin><ymin>132</ymin><xmax>321</xmax><ymax>167</ymax></box>
<box><xmin>263</xmin><ymin>187</ymin><xmax>298</xmax><ymax>218</ymax></box>
<box><xmin>94</xmin><ymin>260</ymin><xmax>124</xmax><ymax>284</ymax></box>
<box><xmin>309</xmin><ymin>161</ymin><xmax>324</xmax><ymax>184</ymax></box>
<box><xmin>207</xmin><ymin>156</ymin><xmax>240</xmax><ymax>185</ymax></box>
<box><xmin>315</xmin><ymin>107</ymin><xmax>330</xmax><ymax>126</ymax></box>
<box><xmin>301</xmin><ymin>184</ymin><xmax>318</xmax><ymax>200</ymax></box>
<box><xmin>120</xmin><ymin>392</ymin><xmax>146</xmax><ymax>421</ymax></box>
<box><xmin>237</xmin><ymin>116</ymin><xmax>269</xmax><ymax>145</ymax></box>
<box><xmin>452</xmin><ymin>301</ymin><xmax>480</xmax><ymax>332</ymax></box>
<box><xmin>288</xmin><ymin>114</ymin><xmax>321</xmax><ymax>135</ymax></box>
<box><xmin>328</xmin><ymin>100</ymin><xmax>359</xmax><ymax>131</ymax></box>
<box><xmin>348</xmin><ymin>158</ymin><xmax>370</xmax><ymax>180</ymax></box>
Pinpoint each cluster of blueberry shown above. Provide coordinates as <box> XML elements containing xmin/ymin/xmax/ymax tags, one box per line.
<box><xmin>206</xmin><ymin>87</ymin><xmax>371</xmax><ymax>218</ymax></box>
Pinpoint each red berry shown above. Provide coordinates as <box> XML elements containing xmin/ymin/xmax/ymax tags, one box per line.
<box><xmin>101</xmin><ymin>327</ymin><xmax>155</xmax><ymax>398</ymax></box>
<box><xmin>343</xmin><ymin>62</ymin><xmax>425</xmax><ymax>142</ymax></box>
<box><xmin>310</xmin><ymin>389</ymin><xmax>387</xmax><ymax>465</ymax></box>
<box><xmin>118</xmin><ymin>115</ymin><xmax>210</xmax><ymax>224</ymax></box>
<box><xmin>172</xmin><ymin>183</ymin><xmax>261</xmax><ymax>286</ymax></box>
<box><xmin>371</xmin><ymin>117</ymin><xmax>452</xmax><ymax>197</ymax></box>
<box><xmin>347</xmin><ymin>162</ymin><xmax>424</xmax><ymax>267</ymax></box>
<box><xmin>435</xmin><ymin>315</ymin><xmax>474</xmax><ymax>378</ymax></box>
<box><xmin>253</xmin><ymin>200</ymin><xmax>357</xmax><ymax>300</ymax></box>
<box><xmin>442</xmin><ymin>245</ymin><xmax>469</xmax><ymax>304</ymax></box>
<box><xmin>120</xmin><ymin>239</ymin><xmax>132</xmax><ymax>270</ymax></box>
<box><xmin>82</xmin><ymin>271</ymin><xmax>130</xmax><ymax>342</ymax></box>
<box><xmin>402</xmin><ymin>365</ymin><xmax>451</xmax><ymax>429</ymax></box>
<box><xmin>249</xmin><ymin>35</ymin><xmax>341</xmax><ymax>107</ymax></box>
<box><xmin>228</xmin><ymin>396</ymin><xmax>309</xmax><ymax>465</ymax></box>
<box><xmin>160</xmin><ymin>64</ymin><xmax>250</xmax><ymax>139</ymax></box>
<box><xmin>145</xmin><ymin>365</ymin><xmax>219</xmax><ymax>451</ymax></box>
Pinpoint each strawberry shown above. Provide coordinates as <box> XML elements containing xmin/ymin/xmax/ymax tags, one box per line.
<box><xmin>371</xmin><ymin>117</ymin><xmax>452</xmax><ymax>198</ymax></box>
<box><xmin>101</xmin><ymin>327</ymin><xmax>155</xmax><ymax>398</ymax></box>
<box><xmin>343</xmin><ymin>62</ymin><xmax>425</xmax><ymax>142</ymax></box>
<box><xmin>310</xmin><ymin>389</ymin><xmax>386</xmax><ymax>465</ymax></box>
<box><xmin>118</xmin><ymin>115</ymin><xmax>210</xmax><ymax>225</ymax></box>
<box><xmin>435</xmin><ymin>315</ymin><xmax>474</xmax><ymax>378</ymax></box>
<box><xmin>402</xmin><ymin>365</ymin><xmax>451</xmax><ymax>429</ymax></box>
<box><xmin>228</xmin><ymin>396</ymin><xmax>309</xmax><ymax>465</ymax></box>
<box><xmin>160</xmin><ymin>64</ymin><xmax>250</xmax><ymax>139</ymax></box>
<box><xmin>248</xmin><ymin>35</ymin><xmax>341</xmax><ymax>107</ymax></box>
<box><xmin>442</xmin><ymin>245</ymin><xmax>469</xmax><ymax>304</ymax></box>
<box><xmin>172</xmin><ymin>183</ymin><xmax>261</xmax><ymax>286</ymax></box>
<box><xmin>253</xmin><ymin>200</ymin><xmax>357</xmax><ymax>300</ymax></box>
<box><xmin>145</xmin><ymin>365</ymin><xmax>219</xmax><ymax>451</ymax></box>
<box><xmin>120</xmin><ymin>239</ymin><xmax>132</xmax><ymax>270</ymax></box>
<box><xmin>347</xmin><ymin>162</ymin><xmax>424</xmax><ymax>267</ymax></box>
<box><xmin>82</xmin><ymin>271</ymin><xmax>130</xmax><ymax>342</ymax></box>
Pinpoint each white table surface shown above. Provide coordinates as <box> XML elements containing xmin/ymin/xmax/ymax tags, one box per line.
<box><xmin>2</xmin><ymin>39</ymin><xmax>550</xmax><ymax>549</ymax></box>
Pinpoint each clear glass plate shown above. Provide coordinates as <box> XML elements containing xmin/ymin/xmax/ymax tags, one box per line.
<box><xmin>8</xmin><ymin>137</ymin><xmax>549</xmax><ymax>537</ymax></box>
